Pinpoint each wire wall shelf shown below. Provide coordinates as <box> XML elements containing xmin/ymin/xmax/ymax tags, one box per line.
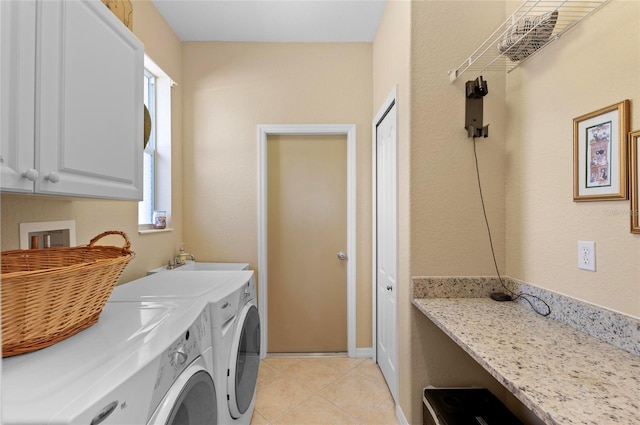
<box><xmin>448</xmin><ymin>0</ymin><xmax>609</xmax><ymax>82</ymax></box>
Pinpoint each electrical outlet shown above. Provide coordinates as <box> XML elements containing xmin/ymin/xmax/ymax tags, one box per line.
<box><xmin>578</xmin><ymin>241</ymin><xmax>596</xmax><ymax>271</ymax></box>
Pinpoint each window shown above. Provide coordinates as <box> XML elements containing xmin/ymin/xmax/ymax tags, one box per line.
<box><xmin>139</xmin><ymin>70</ymin><xmax>156</xmax><ymax>224</ymax></box>
<box><xmin>138</xmin><ymin>55</ymin><xmax>173</xmax><ymax>232</ymax></box>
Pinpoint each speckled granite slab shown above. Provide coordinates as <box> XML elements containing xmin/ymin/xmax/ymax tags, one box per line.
<box><xmin>412</xmin><ymin>276</ymin><xmax>511</xmax><ymax>299</ymax></box>
<box><xmin>509</xmin><ymin>278</ymin><xmax>640</xmax><ymax>357</ymax></box>
<box><xmin>412</xmin><ymin>297</ymin><xmax>640</xmax><ymax>425</ymax></box>
<box><xmin>412</xmin><ymin>276</ymin><xmax>640</xmax><ymax>357</ymax></box>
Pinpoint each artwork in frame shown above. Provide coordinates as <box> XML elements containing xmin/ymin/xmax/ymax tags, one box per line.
<box><xmin>573</xmin><ymin>100</ymin><xmax>630</xmax><ymax>201</ymax></box>
<box><xmin>630</xmin><ymin>130</ymin><xmax>640</xmax><ymax>233</ymax></box>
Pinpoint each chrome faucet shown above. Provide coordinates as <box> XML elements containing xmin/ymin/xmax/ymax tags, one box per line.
<box><xmin>174</xmin><ymin>245</ymin><xmax>195</xmax><ymax>265</ymax></box>
<box><xmin>175</xmin><ymin>252</ymin><xmax>195</xmax><ymax>263</ymax></box>
<box><xmin>166</xmin><ymin>251</ymin><xmax>196</xmax><ymax>269</ymax></box>
<box><xmin>166</xmin><ymin>245</ymin><xmax>196</xmax><ymax>269</ymax></box>
<box><xmin>167</xmin><ymin>259</ymin><xmax>181</xmax><ymax>269</ymax></box>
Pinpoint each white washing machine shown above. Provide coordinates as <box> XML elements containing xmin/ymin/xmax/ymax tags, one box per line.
<box><xmin>2</xmin><ymin>299</ymin><xmax>218</xmax><ymax>425</ymax></box>
<box><xmin>107</xmin><ymin>270</ymin><xmax>261</xmax><ymax>425</ymax></box>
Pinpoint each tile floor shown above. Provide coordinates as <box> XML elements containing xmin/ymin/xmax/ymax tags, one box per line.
<box><xmin>251</xmin><ymin>356</ymin><xmax>400</xmax><ymax>425</ymax></box>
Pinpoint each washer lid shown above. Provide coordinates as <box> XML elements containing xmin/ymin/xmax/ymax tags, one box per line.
<box><xmin>108</xmin><ymin>270</ymin><xmax>254</xmax><ymax>302</ymax></box>
<box><xmin>2</xmin><ymin>299</ymin><xmax>205</xmax><ymax>424</ymax></box>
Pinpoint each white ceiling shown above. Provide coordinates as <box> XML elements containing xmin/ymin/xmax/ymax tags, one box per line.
<box><xmin>150</xmin><ymin>0</ymin><xmax>387</xmax><ymax>42</ymax></box>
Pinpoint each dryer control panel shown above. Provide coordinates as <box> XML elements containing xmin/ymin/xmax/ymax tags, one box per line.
<box><xmin>212</xmin><ymin>291</ymin><xmax>239</xmax><ymax>327</ymax></box>
<box><xmin>243</xmin><ymin>277</ymin><xmax>256</xmax><ymax>302</ymax></box>
<box><xmin>210</xmin><ymin>276</ymin><xmax>257</xmax><ymax>329</ymax></box>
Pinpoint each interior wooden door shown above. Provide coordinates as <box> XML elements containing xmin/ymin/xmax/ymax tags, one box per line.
<box><xmin>267</xmin><ymin>134</ymin><xmax>347</xmax><ymax>353</ymax></box>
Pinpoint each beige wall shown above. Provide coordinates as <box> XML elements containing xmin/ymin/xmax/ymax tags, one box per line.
<box><xmin>4</xmin><ymin>1</ymin><xmax>637</xmax><ymax>422</ymax></box>
<box><xmin>376</xmin><ymin>0</ymin><xmax>640</xmax><ymax>423</ymax></box>
<box><xmin>505</xmin><ymin>0</ymin><xmax>640</xmax><ymax>316</ymax></box>
<box><xmin>407</xmin><ymin>2</ymin><xmax>509</xmax><ymax>424</ymax></box>
<box><xmin>0</xmin><ymin>0</ymin><xmax>184</xmax><ymax>283</ymax></box>
<box><xmin>372</xmin><ymin>0</ymin><xmax>412</xmax><ymax>418</ymax></box>
<box><xmin>410</xmin><ymin>2</ymin><xmax>507</xmax><ymax>278</ymax></box>
<box><xmin>373</xmin><ymin>0</ymin><xmax>512</xmax><ymax>422</ymax></box>
<box><xmin>181</xmin><ymin>42</ymin><xmax>374</xmax><ymax>348</ymax></box>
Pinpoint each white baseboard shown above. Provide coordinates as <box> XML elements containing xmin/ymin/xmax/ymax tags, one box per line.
<box><xmin>352</xmin><ymin>347</ymin><xmax>373</xmax><ymax>358</ymax></box>
<box><xmin>396</xmin><ymin>404</ymin><xmax>409</xmax><ymax>425</ymax></box>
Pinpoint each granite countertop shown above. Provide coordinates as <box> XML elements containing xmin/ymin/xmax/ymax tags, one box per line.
<box><xmin>412</xmin><ymin>297</ymin><xmax>640</xmax><ymax>425</ymax></box>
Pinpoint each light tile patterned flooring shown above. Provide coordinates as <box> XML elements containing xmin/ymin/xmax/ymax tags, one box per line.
<box><xmin>251</xmin><ymin>356</ymin><xmax>400</xmax><ymax>425</ymax></box>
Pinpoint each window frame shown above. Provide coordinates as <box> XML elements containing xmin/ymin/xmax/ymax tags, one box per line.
<box><xmin>139</xmin><ymin>69</ymin><xmax>156</xmax><ymax>225</ymax></box>
<box><xmin>138</xmin><ymin>54</ymin><xmax>173</xmax><ymax>233</ymax></box>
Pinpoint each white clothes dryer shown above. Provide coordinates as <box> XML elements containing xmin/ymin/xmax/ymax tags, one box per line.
<box><xmin>107</xmin><ymin>271</ymin><xmax>254</xmax><ymax>303</ymax></box>
<box><xmin>106</xmin><ymin>270</ymin><xmax>254</xmax><ymax>382</ymax></box>
<box><xmin>2</xmin><ymin>299</ymin><xmax>218</xmax><ymax>425</ymax></box>
<box><xmin>209</xmin><ymin>275</ymin><xmax>260</xmax><ymax>425</ymax></box>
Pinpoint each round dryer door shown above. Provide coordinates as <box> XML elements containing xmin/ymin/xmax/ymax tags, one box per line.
<box><xmin>227</xmin><ymin>303</ymin><xmax>260</xmax><ymax>418</ymax></box>
<box><xmin>149</xmin><ymin>358</ymin><xmax>217</xmax><ymax>425</ymax></box>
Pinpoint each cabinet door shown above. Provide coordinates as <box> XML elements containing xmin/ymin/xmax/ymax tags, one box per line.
<box><xmin>37</xmin><ymin>0</ymin><xmax>143</xmax><ymax>200</ymax></box>
<box><xmin>0</xmin><ymin>0</ymin><xmax>37</xmax><ymax>193</ymax></box>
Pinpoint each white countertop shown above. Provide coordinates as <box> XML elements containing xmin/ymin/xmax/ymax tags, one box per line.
<box><xmin>413</xmin><ymin>297</ymin><xmax>640</xmax><ymax>425</ymax></box>
<box><xmin>2</xmin><ymin>299</ymin><xmax>209</xmax><ymax>424</ymax></box>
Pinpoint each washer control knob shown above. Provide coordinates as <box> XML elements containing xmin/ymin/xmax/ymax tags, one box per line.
<box><xmin>171</xmin><ymin>345</ymin><xmax>188</xmax><ymax>366</ymax></box>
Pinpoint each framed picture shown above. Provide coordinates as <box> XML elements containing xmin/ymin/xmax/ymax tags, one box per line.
<box><xmin>573</xmin><ymin>100</ymin><xmax>630</xmax><ymax>201</ymax></box>
<box><xmin>630</xmin><ymin>130</ymin><xmax>640</xmax><ymax>233</ymax></box>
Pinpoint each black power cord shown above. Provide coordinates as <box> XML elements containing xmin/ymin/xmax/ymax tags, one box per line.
<box><xmin>472</xmin><ymin>136</ymin><xmax>551</xmax><ymax>317</ymax></box>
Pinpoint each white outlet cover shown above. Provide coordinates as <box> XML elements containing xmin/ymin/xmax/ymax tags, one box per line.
<box><xmin>578</xmin><ymin>240</ymin><xmax>596</xmax><ymax>271</ymax></box>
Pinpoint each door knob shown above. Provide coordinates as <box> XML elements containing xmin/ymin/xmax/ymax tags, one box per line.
<box><xmin>386</xmin><ymin>285</ymin><xmax>393</xmax><ymax>291</ymax></box>
<box><xmin>337</xmin><ymin>251</ymin><xmax>347</xmax><ymax>261</ymax></box>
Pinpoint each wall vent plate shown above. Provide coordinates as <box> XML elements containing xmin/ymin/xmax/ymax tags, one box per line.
<box><xmin>20</xmin><ymin>220</ymin><xmax>76</xmax><ymax>249</ymax></box>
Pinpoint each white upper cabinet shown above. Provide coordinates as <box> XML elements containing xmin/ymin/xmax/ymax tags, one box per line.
<box><xmin>1</xmin><ymin>1</ymin><xmax>37</xmax><ymax>193</ymax></box>
<box><xmin>1</xmin><ymin>0</ymin><xmax>143</xmax><ymax>200</ymax></box>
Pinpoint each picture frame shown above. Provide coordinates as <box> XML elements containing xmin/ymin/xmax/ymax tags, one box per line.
<box><xmin>573</xmin><ymin>100</ymin><xmax>630</xmax><ymax>201</ymax></box>
<box><xmin>630</xmin><ymin>130</ymin><xmax>640</xmax><ymax>233</ymax></box>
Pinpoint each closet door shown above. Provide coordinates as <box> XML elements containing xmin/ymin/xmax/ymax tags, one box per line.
<box><xmin>37</xmin><ymin>0</ymin><xmax>143</xmax><ymax>200</ymax></box>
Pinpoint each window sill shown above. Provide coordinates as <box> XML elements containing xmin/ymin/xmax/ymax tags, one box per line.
<box><xmin>138</xmin><ymin>227</ymin><xmax>174</xmax><ymax>235</ymax></box>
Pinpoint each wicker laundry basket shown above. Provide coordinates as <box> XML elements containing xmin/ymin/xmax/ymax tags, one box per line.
<box><xmin>1</xmin><ymin>231</ymin><xmax>135</xmax><ymax>357</ymax></box>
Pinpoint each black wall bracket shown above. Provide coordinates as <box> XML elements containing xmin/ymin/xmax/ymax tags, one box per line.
<box><xmin>465</xmin><ymin>76</ymin><xmax>489</xmax><ymax>138</ymax></box>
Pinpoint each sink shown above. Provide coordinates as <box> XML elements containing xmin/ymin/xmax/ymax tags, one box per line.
<box><xmin>147</xmin><ymin>261</ymin><xmax>249</xmax><ymax>275</ymax></box>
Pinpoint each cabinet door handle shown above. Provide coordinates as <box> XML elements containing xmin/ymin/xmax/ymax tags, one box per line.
<box><xmin>45</xmin><ymin>172</ymin><xmax>60</xmax><ymax>183</ymax></box>
<box><xmin>22</xmin><ymin>169</ymin><xmax>39</xmax><ymax>182</ymax></box>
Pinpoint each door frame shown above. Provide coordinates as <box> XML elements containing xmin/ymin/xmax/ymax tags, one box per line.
<box><xmin>371</xmin><ymin>87</ymin><xmax>399</xmax><ymax>398</ymax></box>
<box><xmin>258</xmin><ymin>124</ymin><xmax>357</xmax><ymax>358</ymax></box>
